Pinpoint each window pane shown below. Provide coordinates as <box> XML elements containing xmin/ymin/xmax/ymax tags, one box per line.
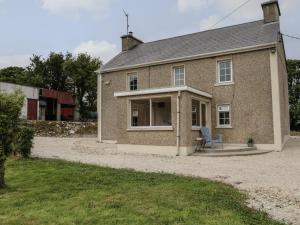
<box><xmin>225</xmin><ymin>68</ymin><xmax>231</xmax><ymax>75</ymax></box>
<box><xmin>192</xmin><ymin>100</ymin><xmax>200</xmax><ymax>126</ymax></box>
<box><xmin>220</xmin><ymin>62</ymin><xmax>226</xmax><ymax>69</ymax></box>
<box><xmin>220</xmin><ymin>75</ymin><xmax>226</xmax><ymax>82</ymax></box>
<box><xmin>152</xmin><ymin>98</ymin><xmax>172</xmax><ymax>126</ymax></box>
<box><xmin>201</xmin><ymin>103</ymin><xmax>206</xmax><ymax>127</ymax></box>
<box><xmin>131</xmin><ymin>99</ymin><xmax>150</xmax><ymax>126</ymax></box>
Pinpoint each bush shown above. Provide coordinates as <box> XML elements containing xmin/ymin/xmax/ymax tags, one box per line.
<box><xmin>17</xmin><ymin>126</ymin><xmax>34</xmax><ymax>158</ymax></box>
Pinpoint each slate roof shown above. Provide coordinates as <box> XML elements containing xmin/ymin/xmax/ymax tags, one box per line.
<box><xmin>102</xmin><ymin>20</ymin><xmax>279</xmax><ymax>72</ymax></box>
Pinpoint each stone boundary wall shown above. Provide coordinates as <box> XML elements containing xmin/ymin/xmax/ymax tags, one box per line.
<box><xmin>26</xmin><ymin>121</ymin><xmax>97</xmax><ymax>137</ymax></box>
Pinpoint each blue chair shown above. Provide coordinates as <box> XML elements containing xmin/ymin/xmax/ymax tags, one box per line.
<box><xmin>200</xmin><ymin>127</ymin><xmax>223</xmax><ymax>149</ymax></box>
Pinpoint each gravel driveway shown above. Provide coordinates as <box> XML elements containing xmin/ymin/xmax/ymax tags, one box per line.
<box><xmin>32</xmin><ymin>137</ymin><xmax>300</xmax><ymax>225</ymax></box>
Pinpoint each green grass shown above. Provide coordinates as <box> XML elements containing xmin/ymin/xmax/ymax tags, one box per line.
<box><xmin>0</xmin><ymin>159</ymin><xmax>285</xmax><ymax>225</ymax></box>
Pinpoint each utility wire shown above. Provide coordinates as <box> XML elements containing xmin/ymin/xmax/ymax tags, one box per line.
<box><xmin>282</xmin><ymin>33</ymin><xmax>300</xmax><ymax>41</ymax></box>
<box><xmin>208</xmin><ymin>0</ymin><xmax>253</xmax><ymax>30</ymax></box>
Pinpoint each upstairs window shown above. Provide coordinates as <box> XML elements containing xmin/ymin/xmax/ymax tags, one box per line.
<box><xmin>217</xmin><ymin>105</ymin><xmax>231</xmax><ymax>127</ymax></box>
<box><xmin>218</xmin><ymin>60</ymin><xmax>232</xmax><ymax>83</ymax></box>
<box><xmin>174</xmin><ymin>66</ymin><xmax>185</xmax><ymax>87</ymax></box>
<box><xmin>128</xmin><ymin>73</ymin><xmax>138</xmax><ymax>91</ymax></box>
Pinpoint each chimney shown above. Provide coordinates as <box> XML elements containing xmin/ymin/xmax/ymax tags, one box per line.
<box><xmin>121</xmin><ymin>32</ymin><xmax>143</xmax><ymax>51</ymax></box>
<box><xmin>261</xmin><ymin>0</ymin><xmax>281</xmax><ymax>23</ymax></box>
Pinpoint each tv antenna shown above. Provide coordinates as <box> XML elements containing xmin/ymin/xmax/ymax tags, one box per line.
<box><xmin>123</xmin><ymin>10</ymin><xmax>129</xmax><ymax>35</ymax></box>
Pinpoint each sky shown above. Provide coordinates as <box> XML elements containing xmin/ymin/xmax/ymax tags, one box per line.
<box><xmin>0</xmin><ymin>0</ymin><xmax>299</xmax><ymax>68</ymax></box>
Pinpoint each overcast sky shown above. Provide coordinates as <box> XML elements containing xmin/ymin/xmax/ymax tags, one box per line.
<box><xmin>0</xmin><ymin>0</ymin><xmax>299</xmax><ymax>68</ymax></box>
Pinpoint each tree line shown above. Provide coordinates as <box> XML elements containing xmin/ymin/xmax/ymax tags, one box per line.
<box><xmin>0</xmin><ymin>52</ymin><xmax>101</xmax><ymax>119</ymax></box>
<box><xmin>287</xmin><ymin>59</ymin><xmax>300</xmax><ymax>131</ymax></box>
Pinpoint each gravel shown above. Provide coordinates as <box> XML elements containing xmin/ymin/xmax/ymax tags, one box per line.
<box><xmin>32</xmin><ymin>136</ymin><xmax>300</xmax><ymax>225</ymax></box>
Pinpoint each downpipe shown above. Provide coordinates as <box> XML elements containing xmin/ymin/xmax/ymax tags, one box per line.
<box><xmin>176</xmin><ymin>91</ymin><xmax>181</xmax><ymax>156</ymax></box>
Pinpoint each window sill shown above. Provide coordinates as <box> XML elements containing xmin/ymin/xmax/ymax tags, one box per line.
<box><xmin>214</xmin><ymin>82</ymin><xmax>234</xmax><ymax>87</ymax></box>
<box><xmin>191</xmin><ymin>126</ymin><xmax>201</xmax><ymax>131</ymax></box>
<box><xmin>216</xmin><ymin>126</ymin><xmax>233</xmax><ymax>129</ymax></box>
<box><xmin>127</xmin><ymin>126</ymin><xmax>174</xmax><ymax>131</ymax></box>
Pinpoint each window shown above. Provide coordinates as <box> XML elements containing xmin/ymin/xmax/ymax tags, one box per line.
<box><xmin>201</xmin><ymin>103</ymin><xmax>207</xmax><ymax>127</ymax></box>
<box><xmin>130</xmin><ymin>97</ymin><xmax>172</xmax><ymax>128</ymax></box>
<box><xmin>151</xmin><ymin>98</ymin><xmax>172</xmax><ymax>126</ymax></box>
<box><xmin>131</xmin><ymin>99</ymin><xmax>150</xmax><ymax>126</ymax></box>
<box><xmin>174</xmin><ymin>66</ymin><xmax>185</xmax><ymax>87</ymax></box>
<box><xmin>128</xmin><ymin>73</ymin><xmax>138</xmax><ymax>91</ymax></box>
<box><xmin>192</xmin><ymin>99</ymin><xmax>207</xmax><ymax>127</ymax></box>
<box><xmin>217</xmin><ymin>105</ymin><xmax>231</xmax><ymax>127</ymax></box>
<box><xmin>192</xmin><ymin>100</ymin><xmax>200</xmax><ymax>126</ymax></box>
<box><xmin>218</xmin><ymin>60</ymin><xmax>232</xmax><ymax>83</ymax></box>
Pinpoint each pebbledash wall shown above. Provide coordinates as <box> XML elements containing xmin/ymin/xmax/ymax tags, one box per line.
<box><xmin>99</xmin><ymin>45</ymin><xmax>289</xmax><ymax>152</ymax></box>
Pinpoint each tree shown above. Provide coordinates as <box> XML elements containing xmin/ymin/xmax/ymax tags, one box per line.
<box><xmin>287</xmin><ymin>59</ymin><xmax>300</xmax><ymax>131</ymax></box>
<box><xmin>0</xmin><ymin>90</ymin><xmax>24</xmax><ymax>188</ymax></box>
<box><xmin>25</xmin><ymin>53</ymin><xmax>73</xmax><ymax>91</ymax></box>
<box><xmin>24</xmin><ymin>55</ymin><xmax>46</xmax><ymax>88</ymax></box>
<box><xmin>0</xmin><ymin>67</ymin><xmax>26</xmax><ymax>84</ymax></box>
<box><xmin>64</xmin><ymin>53</ymin><xmax>101</xmax><ymax>118</ymax></box>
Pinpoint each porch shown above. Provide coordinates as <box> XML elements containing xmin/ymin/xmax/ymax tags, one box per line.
<box><xmin>193</xmin><ymin>144</ymin><xmax>273</xmax><ymax>157</ymax></box>
<box><xmin>113</xmin><ymin>85</ymin><xmax>213</xmax><ymax>156</ymax></box>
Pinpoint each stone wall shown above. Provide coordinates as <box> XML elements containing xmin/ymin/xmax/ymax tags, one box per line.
<box><xmin>26</xmin><ymin>121</ymin><xmax>97</xmax><ymax>137</ymax></box>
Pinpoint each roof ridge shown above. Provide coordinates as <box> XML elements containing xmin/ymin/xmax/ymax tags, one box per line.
<box><xmin>142</xmin><ymin>20</ymin><xmax>265</xmax><ymax>45</ymax></box>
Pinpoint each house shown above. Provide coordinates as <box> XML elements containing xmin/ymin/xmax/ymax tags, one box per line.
<box><xmin>98</xmin><ymin>0</ymin><xmax>290</xmax><ymax>156</ymax></box>
<box><xmin>0</xmin><ymin>82</ymin><xmax>75</xmax><ymax>121</ymax></box>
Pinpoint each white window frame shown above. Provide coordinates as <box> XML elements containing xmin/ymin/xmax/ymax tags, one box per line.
<box><xmin>216</xmin><ymin>59</ymin><xmax>233</xmax><ymax>85</ymax></box>
<box><xmin>127</xmin><ymin>96</ymin><xmax>173</xmax><ymax>131</ymax></box>
<box><xmin>127</xmin><ymin>72</ymin><xmax>138</xmax><ymax>91</ymax></box>
<box><xmin>216</xmin><ymin>104</ymin><xmax>232</xmax><ymax>128</ymax></box>
<box><xmin>173</xmin><ymin>65</ymin><xmax>185</xmax><ymax>87</ymax></box>
<box><xmin>191</xmin><ymin>98</ymin><xmax>208</xmax><ymax>129</ymax></box>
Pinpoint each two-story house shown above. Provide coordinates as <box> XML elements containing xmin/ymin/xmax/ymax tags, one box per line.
<box><xmin>98</xmin><ymin>0</ymin><xmax>290</xmax><ymax>156</ymax></box>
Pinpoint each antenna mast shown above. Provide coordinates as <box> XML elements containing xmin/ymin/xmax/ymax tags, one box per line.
<box><xmin>123</xmin><ymin>10</ymin><xmax>129</xmax><ymax>35</ymax></box>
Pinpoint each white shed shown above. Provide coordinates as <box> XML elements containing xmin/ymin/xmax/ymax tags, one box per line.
<box><xmin>0</xmin><ymin>82</ymin><xmax>39</xmax><ymax>119</ymax></box>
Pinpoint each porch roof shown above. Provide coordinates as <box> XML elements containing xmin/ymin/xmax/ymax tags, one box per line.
<box><xmin>114</xmin><ymin>86</ymin><xmax>212</xmax><ymax>98</ymax></box>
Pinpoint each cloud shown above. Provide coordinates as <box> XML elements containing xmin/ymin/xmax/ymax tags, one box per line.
<box><xmin>73</xmin><ymin>40</ymin><xmax>118</xmax><ymax>63</ymax></box>
<box><xmin>199</xmin><ymin>15</ymin><xmax>220</xmax><ymax>31</ymax></box>
<box><xmin>177</xmin><ymin>0</ymin><xmax>209</xmax><ymax>13</ymax></box>
<box><xmin>0</xmin><ymin>54</ymin><xmax>31</xmax><ymax>69</ymax></box>
<box><xmin>41</xmin><ymin>0</ymin><xmax>111</xmax><ymax>18</ymax></box>
<box><xmin>179</xmin><ymin>0</ymin><xmax>299</xmax><ymax>26</ymax></box>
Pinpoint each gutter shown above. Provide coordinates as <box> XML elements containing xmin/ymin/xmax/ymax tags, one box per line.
<box><xmin>101</xmin><ymin>43</ymin><xmax>277</xmax><ymax>73</ymax></box>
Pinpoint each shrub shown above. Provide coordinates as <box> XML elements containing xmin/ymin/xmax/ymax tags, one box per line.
<box><xmin>17</xmin><ymin>126</ymin><xmax>34</xmax><ymax>159</ymax></box>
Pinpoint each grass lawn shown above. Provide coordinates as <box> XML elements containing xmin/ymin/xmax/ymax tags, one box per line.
<box><xmin>0</xmin><ymin>159</ymin><xmax>285</xmax><ymax>225</ymax></box>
